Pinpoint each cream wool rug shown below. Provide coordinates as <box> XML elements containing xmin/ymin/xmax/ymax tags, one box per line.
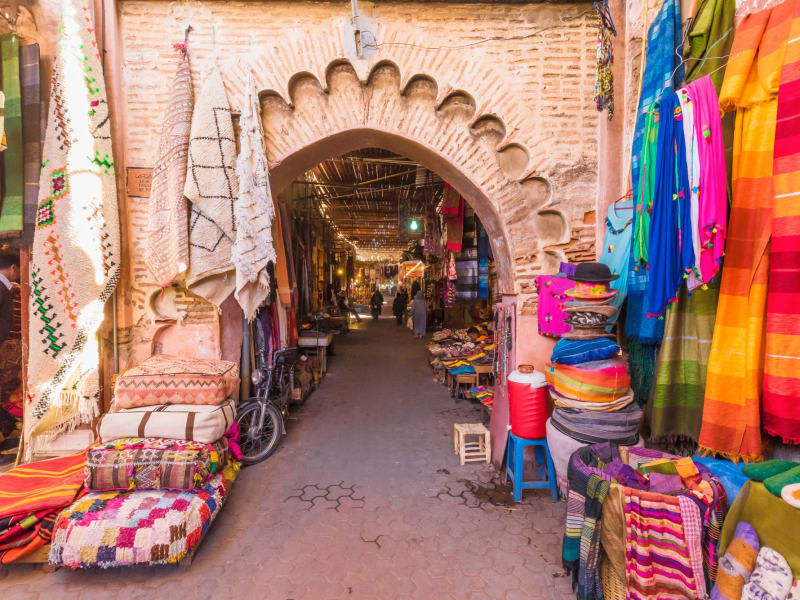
<box><xmin>144</xmin><ymin>45</ymin><xmax>192</xmax><ymax>289</ymax></box>
<box><xmin>185</xmin><ymin>67</ymin><xmax>237</xmax><ymax>307</ymax></box>
<box><xmin>233</xmin><ymin>72</ymin><xmax>276</xmax><ymax>320</ymax></box>
<box><xmin>25</xmin><ymin>0</ymin><xmax>121</xmax><ymax>457</ymax></box>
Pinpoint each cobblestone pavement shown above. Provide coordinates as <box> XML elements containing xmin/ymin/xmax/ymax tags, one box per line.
<box><xmin>2</xmin><ymin>311</ymin><xmax>574</xmax><ymax>600</ymax></box>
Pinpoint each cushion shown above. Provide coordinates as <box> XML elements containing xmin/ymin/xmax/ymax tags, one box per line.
<box><xmin>50</xmin><ymin>471</ymin><xmax>232</xmax><ymax>568</ymax></box>
<box><xmin>550</xmin><ymin>338</ymin><xmax>620</xmax><ymax>365</ymax></box>
<box><xmin>85</xmin><ymin>437</ymin><xmax>228</xmax><ymax>492</ymax></box>
<box><xmin>98</xmin><ymin>399</ymin><xmax>236</xmax><ymax>444</ymax></box>
<box><xmin>114</xmin><ymin>354</ymin><xmax>239</xmax><ymax>409</ymax></box>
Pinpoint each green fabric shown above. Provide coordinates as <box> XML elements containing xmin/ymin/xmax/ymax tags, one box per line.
<box><xmin>0</xmin><ymin>34</ymin><xmax>22</xmax><ymax>234</ymax></box>
<box><xmin>764</xmin><ymin>465</ymin><xmax>800</xmax><ymax>497</ymax></box>
<box><xmin>627</xmin><ymin>337</ymin><xmax>657</xmax><ymax>408</ymax></box>
<box><xmin>649</xmin><ymin>280</ymin><xmax>719</xmax><ymax>444</ymax></box>
<box><xmin>742</xmin><ymin>460</ymin><xmax>799</xmax><ymax>482</ymax></box>
<box><xmin>683</xmin><ymin>0</ymin><xmax>735</xmax><ymax>92</ymax></box>
<box><xmin>720</xmin><ymin>481</ymin><xmax>800</xmax><ymax>577</ymax></box>
<box><xmin>633</xmin><ymin>103</ymin><xmax>658</xmax><ymax>265</ymax></box>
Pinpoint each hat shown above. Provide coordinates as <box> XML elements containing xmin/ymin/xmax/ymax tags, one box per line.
<box><xmin>565</xmin><ymin>296</ymin><xmax>616</xmax><ymax>307</ymax></box>
<box><xmin>566</xmin><ymin>281</ymin><xmax>618</xmax><ymax>300</ymax></box>
<box><xmin>562</xmin><ymin>327</ymin><xmax>616</xmax><ymax>341</ymax></box>
<box><xmin>565</xmin><ymin>315</ymin><xmax>614</xmax><ymax>329</ymax></box>
<box><xmin>569</xmin><ymin>262</ymin><xmax>619</xmax><ymax>283</ymax></box>
<box><xmin>563</xmin><ymin>305</ymin><xmax>618</xmax><ymax>318</ymax></box>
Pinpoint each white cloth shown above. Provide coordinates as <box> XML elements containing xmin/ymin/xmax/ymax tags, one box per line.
<box><xmin>677</xmin><ymin>87</ymin><xmax>702</xmax><ymax>291</ymax></box>
<box><xmin>233</xmin><ymin>72</ymin><xmax>277</xmax><ymax>320</ymax></box>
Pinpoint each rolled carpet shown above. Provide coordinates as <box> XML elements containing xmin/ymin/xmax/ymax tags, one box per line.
<box><xmin>742</xmin><ymin>460</ymin><xmax>798</xmax><ymax>482</ymax></box>
<box><xmin>764</xmin><ymin>465</ymin><xmax>800</xmax><ymax>497</ymax></box>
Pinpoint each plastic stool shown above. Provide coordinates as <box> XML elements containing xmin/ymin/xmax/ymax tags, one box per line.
<box><xmin>505</xmin><ymin>432</ymin><xmax>558</xmax><ymax>502</ymax></box>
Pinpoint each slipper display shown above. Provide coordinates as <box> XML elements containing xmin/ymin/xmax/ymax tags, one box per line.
<box><xmin>780</xmin><ymin>483</ymin><xmax>800</xmax><ymax>510</ymax></box>
<box><xmin>712</xmin><ymin>521</ymin><xmax>760</xmax><ymax>600</ymax></box>
<box><xmin>741</xmin><ymin>547</ymin><xmax>793</xmax><ymax>600</ymax></box>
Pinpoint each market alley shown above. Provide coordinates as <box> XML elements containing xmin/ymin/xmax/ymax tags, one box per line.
<box><xmin>2</xmin><ymin>314</ymin><xmax>573</xmax><ymax>600</ymax></box>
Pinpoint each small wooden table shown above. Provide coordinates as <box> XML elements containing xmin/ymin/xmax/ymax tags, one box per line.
<box><xmin>298</xmin><ymin>332</ymin><xmax>334</xmax><ymax>375</ymax></box>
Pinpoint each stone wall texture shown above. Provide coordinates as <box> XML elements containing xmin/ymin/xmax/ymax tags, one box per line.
<box><xmin>113</xmin><ymin>0</ymin><xmax>601</xmax><ymax>367</ymax></box>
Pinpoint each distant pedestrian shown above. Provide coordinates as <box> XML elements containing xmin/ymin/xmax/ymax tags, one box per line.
<box><xmin>393</xmin><ymin>286</ymin><xmax>408</xmax><ymax>325</ymax></box>
<box><xmin>410</xmin><ymin>291</ymin><xmax>427</xmax><ymax>338</ymax></box>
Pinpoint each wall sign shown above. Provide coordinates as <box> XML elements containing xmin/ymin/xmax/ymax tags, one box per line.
<box><xmin>126</xmin><ymin>167</ymin><xmax>153</xmax><ymax>198</ymax></box>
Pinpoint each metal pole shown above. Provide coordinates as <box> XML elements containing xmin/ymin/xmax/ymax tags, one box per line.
<box><xmin>351</xmin><ymin>0</ymin><xmax>362</xmax><ymax>58</ymax></box>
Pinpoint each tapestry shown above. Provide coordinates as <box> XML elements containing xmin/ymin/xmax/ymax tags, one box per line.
<box><xmin>50</xmin><ymin>470</ymin><xmax>231</xmax><ymax>568</ymax></box>
<box><xmin>0</xmin><ymin>451</ymin><xmax>86</xmax><ymax>519</ymax></box>
<box><xmin>25</xmin><ymin>0</ymin><xmax>121</xmax><ymax>456</ymax></box>
<box><xmin>624</xmin><ymin>488</ymin><xmax>707</xmax><ymax>599</ymax></box>
<box><xmin>234</xmin><ymin>72</ymin><xmax>277</xmax><ymax>320</ymax></box>
<box><xmin>650</xmin><ymin>280</ymin><xmax>719</xmax><ymax>446</ymax></box>
<box><xmin>699</xmin><ymin>5</ymin><xmax>787</xmax><ymax>461</ymax></box>
<box><xmin>0</xmin><ymin>34</ymin><xmax>22</xmax><ymax>234</ymax></box>
<box><xmin>185</xmin><ymin>66</ymin><xmax>237</xmax><ymax>307</ymax></box>
<box><xmin>84</xmin><ymin>437</ymin><xmax>228</xmax><ymax>491</ymax></box>
<box><xmin>20</xmin><ymin>44</ymin><xmax>42</xmax><ymax>245</ymax></box>
<box><xmin>144</xmin><ymin>43</ymin><xmax>192</xmax><ymax>289</ymax></box>
<box><xmin>763</xmin><ymin>0</ymin><xmax>800</xmax><ymax>445</ymax></box>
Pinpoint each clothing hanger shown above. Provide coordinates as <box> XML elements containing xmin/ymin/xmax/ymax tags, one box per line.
<box><xmin>593</xmin><ymin>0</ymin><xmax>617</xmax><ymax>36</ymax></box>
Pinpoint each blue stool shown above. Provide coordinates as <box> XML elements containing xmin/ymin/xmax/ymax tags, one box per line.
<box><xmin>505</xmin><ymin>432</ymin><xmax>558</xmax><ymax>502</ymax></box>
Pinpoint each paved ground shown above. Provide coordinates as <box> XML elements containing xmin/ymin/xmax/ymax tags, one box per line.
<box><xmin>2</xmin><ymin>308</ymin><xmax>574</xmax><ymax>600</ymax></box>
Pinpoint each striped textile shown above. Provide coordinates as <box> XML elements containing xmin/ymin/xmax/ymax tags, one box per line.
<box><xmin>699</xmin><ymin>4</ymin><xmax>791</xmax><ymax>461</ymax></box>
<box><xmin>20</xmin><ymin>44</ymin><xmax>41</xmax><ymax>245</ymax></box>
<box><xmin>624</xmin><ymin>488</ymin><xmax>707</xmax><ymax>599</ymax></box>
<box><xmin>546</xmin><ymin>358</ymin><xmax>630</xmax><ymax>402</ymax></box>
<box><xmin>650</xmin><ymin>280</ymin><xmax>719</xmax><ymax>445</ymax></box>
<box><xmin>0</xmin><ymin>451</ymin><xmax>86</xmax><ymax>520</ymax></box>
<box><xmin>0</xmin><ymin>35</ymin><xmax>22</xmax><ymax>234</ymax></box>
<box><xmin>764</xmin><ymin>0</ymin><xmax>800</xmax><ymax>444</ymax></box>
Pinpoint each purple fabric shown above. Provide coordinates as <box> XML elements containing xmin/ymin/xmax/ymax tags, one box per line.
<box><xmin>559</xmin><ymin>262</ymin><xmax>578</xmax><ymax>277</ymax></box>
<box><xmin>649</xmin><ymin>472</ymin><xmax>686</xmax><ymax>493</ymax></box>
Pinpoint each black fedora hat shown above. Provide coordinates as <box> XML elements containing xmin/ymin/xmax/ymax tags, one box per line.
<box><xmin>568</xmin><ymin>262</ymin><xmax>619</xmax><ymax>283</ymax></box>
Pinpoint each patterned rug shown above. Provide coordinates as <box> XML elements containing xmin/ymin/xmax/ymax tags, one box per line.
<box><xmin>25</xmin><ymin>0</ymin><xmax>120</xmax><ymax>457</ymax></box>
<box><xmin>50</xmin><ymin>470</ymin><xmax>232</xmax><ymax>568</ymax></box>
<box><xmin>185</xmin><ymin>66</ymin><xmax>237</xmax><ymax>308</ymax></box>
<box><xmin>144</xmin><ymin>43</ymin><xmax>192</xmax><ymax>289</ymax></box>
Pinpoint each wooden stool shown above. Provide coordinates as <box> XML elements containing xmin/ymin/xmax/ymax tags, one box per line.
<box><xmin>453</xmin><ymin>423</ymin><xmax>491</xmax><ymax>465</ymax></box>
<box><xmin>452</xmin><ymin>373</ymin><xmax>478</xmax><ymax>398</ymax></box>
<box><xmin>473</xmin><ymin>364</ymin><xmax>493</xmax><ymax>386</ymax></box>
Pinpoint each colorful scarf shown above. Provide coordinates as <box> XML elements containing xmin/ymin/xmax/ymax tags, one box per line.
<box><xmin>185</xmin><ymin>67</ymin><xmax>237</xmax><ymax>307</ymax></box>
<box><xmin>645</xmin><ymin>91</ymin><xmax>695</xmax><ymax>320</ymax></box>
<box><xmin>26</xmin><ymin>0</ymin><xmax>121</xmax><ymax>456</ymax></box>
<box><xmin>683</xmin><ymin>0</ymin><xmax>736</xmax><ymax>93</ymax></box>
<box><xmin>0</xmin><ymin>35</ymin><xmax>22</xmax><ymax>234</ymax></box>
<box><xmin>535</xmin><ymin>275</ymin><xmax>572</xmax><ymax>338</ymax></box>
<box><xmin>700</xmin><ymin>5</ymin><xmax>789</xmax><ymax>461</ymax></box>
<box><xmin>677</xmin><ymin>86</ymin><xmax>703</xmax><ymax>289</ymax></box>
<box><xmin>599</xmin><ymin>196</ymin><xmax>633</xmax><ymax>316</ymax></box>
<box><xmin>650</xmin><ymin>280</ymin><xmax>719</xmax><ymax>446</ymax></box>
<box><xmin>233</xmin><ymin>72</ymin><xmax>277</xmax><ymax>320</ymax></box>
<box><xmin>763</xmin><ymin>0</ymin><xmax>800</xmax><ymax>445</ymax></box>
<box><xmin>624</xmin><ymin>488</ymin><xmax>707</xmax><ymax>599</ymax></box>
<box><xmin>633</xmin><ymin>105</ymin><xmax>658</xmax><ymax>267</ymax></box>
<box><xmin>144</xmin><ymin>44</ymin><xmax>192</xmax><ymax>289</ymax></box>
<box><xmin>688</xmin><ymin>75</ymin><xmax>728</xmax><ymax>284</ymax></box>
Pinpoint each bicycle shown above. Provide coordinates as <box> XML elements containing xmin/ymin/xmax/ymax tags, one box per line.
<box><xmin>236</xmin><ymin>346</ymin><xmax>298</xmax><ymax>465</ymax></box>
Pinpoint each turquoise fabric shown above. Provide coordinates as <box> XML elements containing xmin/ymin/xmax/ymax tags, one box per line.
<box><xmin>599</xmin><ymin>196</ymin><xmax>634</xmax><ymax>321</ymax></box>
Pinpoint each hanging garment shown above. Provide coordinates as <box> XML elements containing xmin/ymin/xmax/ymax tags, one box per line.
<box><xmin>699</xmin><ymin>4</ymin><xmax>790</xmax><ymax>461</ymax></box>
<box><xmin>599</xmin><ymin>196</ymin><xmax>633</xmax><ymax>316</ymax></box>
<box><xmin>650</xmin><ymin>280</ymin><xmax>720</xmax><ymax>445</ymax></box>
<box><xmin>424</xmin><ymin>200</ymin><xmax>442</xmax><ymax>257</ymax></box>
<box><xmin>677</xmin><ymin>87</ymin><xmax>703</xmax><ymax>289</ymax></box>
<box><xmin>688</xmin><ymin>75</ymin><xmax>728</xmax><ymax>284</ymax></box>
<box><xmin>593</xmin><ymin>5</ymin><xmax>615</xmax><ymax>119</ymax></box>
<box><xmin>26</xmin><ymin>0</ymin><xmax>121</xmax><ymax>457</ymax></box>
<box><xmin>443</xmin><ymin>197</ymin><xmax>464</xmax><ymax>252</ymax></box>
<box><xmin>20</xmin><ymin>44</ymin><xmax>42</xmax><ymax>245</ymax></box>
<box><xmin>683</xmin><ymin>0</ymin><xmax>736</xmax><ymax>92</ymax></box>
<box><xmin>185</xmin><ymin>67</ymin><xmax>237</xmax><ymax>308</ymax></box>
<box><xmin>633</xmin><ymin>105</ymin><xmax>658</xmax><ymax>267</ymax></box>
<box><xmin>144</xmin><ymin>44</ymin><xmax>192</xmax><ymax>289</ymax></box>
<box><xmin>0</xmin><ymin>35</ymin><xmax>22</xmax><ymax>234</ymax></box>
<box><xmin>764</xmin><ymin>0</ymin><xmax>800</xmax><ymax>445</ymax></box>
<box><xmin>477</xmin><ymin>221</ymin><xmax>490</xmax><ymax>298</ymax></box>
<box><xmin>645</xmin><ymin>92</ymin><xmax>695</xmax><ymax>321</ymax></box>
<box><xmin>535</xmin><ymin>275</ymin><xmax>572</xmax><ymax>338</ymax></box>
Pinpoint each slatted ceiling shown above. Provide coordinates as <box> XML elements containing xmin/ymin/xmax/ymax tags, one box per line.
<box><xmin>300</xmin><ymin>148</ymin><xmax>443</xmax><ymax>253</ymax></box>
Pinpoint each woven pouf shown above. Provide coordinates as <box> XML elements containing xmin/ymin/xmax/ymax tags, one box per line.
<box><xmin>601</xmin><ymin>555</ymin><xmax>626</xmax><ymax>600</ymax></box>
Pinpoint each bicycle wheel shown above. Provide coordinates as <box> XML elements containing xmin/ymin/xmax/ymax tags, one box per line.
<box><xmin>236</xmin><ymin>402</ymin><xmax>283</xmax><ymax>465</ymax></box>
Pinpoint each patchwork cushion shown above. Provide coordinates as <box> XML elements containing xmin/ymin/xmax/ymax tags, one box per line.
<box><xmin>114</xmin><ymin>354</ymin><xmax>239</xmax><ymax>409</ymax></box>
<box><xmin>85</xmin><ymin>437</ymin><xmax>228</xmax><ymax>492</ymax></box>
<box><xmin>50</xmin><ymin>472</ymin><xmax>230</xmax><ymax>568</ymax></box>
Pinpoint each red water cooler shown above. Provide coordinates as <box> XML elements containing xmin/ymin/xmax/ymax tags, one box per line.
<box><xmin>507</xmin><ymin>368</ymin><xmax>548</xmax><ymax>439</ymax></box>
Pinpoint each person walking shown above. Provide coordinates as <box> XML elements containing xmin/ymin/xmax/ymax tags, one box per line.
<box><xmin>369</xmin><ymin>287</ymin><xmax>384</xmax><ymax>320</ymax></box>
<box><xmin>410</xmin><ymin>290</ymin><xmax>427</xmax><ymax>338</ymax></box>
<box><xmin>393</xmin><ymin>286</ymin><xmax>408</xmax><ymax>325</ymax></box>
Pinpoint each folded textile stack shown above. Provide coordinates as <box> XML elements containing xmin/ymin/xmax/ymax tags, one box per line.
<box><xmin>546</xmin><ymin>264</ymin><xmax>642</xmax><ymax>485</ymax></box>
<box><xmin>49</xmin><ymin>354</ymin><xmax>241</xmax><ymax>569</ymax></box>
<box><xmin>0</xmin><ymin>451</ymin><xmax>86</xmax><ymax>564</ymax></box>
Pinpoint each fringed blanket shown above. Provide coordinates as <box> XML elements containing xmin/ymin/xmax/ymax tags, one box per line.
<box><xmin>0</xmin><ymin>451</ymin><xmax>86</xmax><ymax>519</ymax></box>
<box><xmin>25</xmin><ymin>0</ymin><xmax>120</xmax><ymax>456</ymax></box>
<box><xmin>624</xmin><ymin>488</ymin><xmax>707</xmax><ymax>599</ymax></box>
<box><xmin>144</xmin><ymin>44</ymin><xmax>192</xmax><ymax>289</ymax></box>
<box><xmin>185</xmin><ymin>67</ymin><xmax>237</xmax><ymax>307</ymax></box>
<box><xmin>50</xmin><ymin>469</ymin><xmax>232</xmax><ymax>568</ymax></box>
<box><xmin>700</xmin><ymin>4</ymin><xmax>789</xmax><ymax>461</ymax></box>
<box><xmin>233</xmin><ymin>72</ymin><xmax>276</xmax><ymax>320</ymax></box>
<box><xmin>764</xmin><ymin>0</ymin><xmax>800</xmax><ymax>445</ymax></box>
